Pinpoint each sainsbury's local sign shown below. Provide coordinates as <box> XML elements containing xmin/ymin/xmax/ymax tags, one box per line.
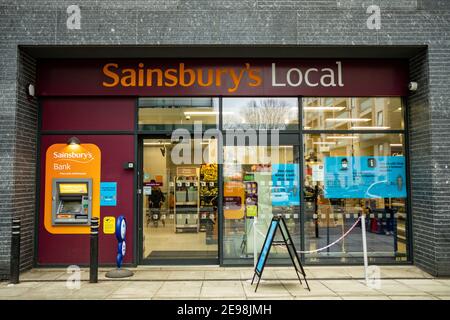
<box><xmin>102</xmin><ymin>61</ymin><xmax>344</xmax><ymax>93</ymax></box>
<box><xmin>37</xmin><ymin>59</ymin><xmax>408</xmax><ymax>96</ymax></box>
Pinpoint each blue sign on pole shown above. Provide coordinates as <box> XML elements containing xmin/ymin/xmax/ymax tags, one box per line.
<box><xmin>100</xmin><ymin>182</ymin><xmax>117</xmax><ymax>206</ymax></box>
<box><xmin>324</xmin><ymin>156</ymin><xmax>407</xmax><ymax>199</ymax></box>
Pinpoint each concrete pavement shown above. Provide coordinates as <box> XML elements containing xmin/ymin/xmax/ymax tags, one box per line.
<box><xmin>1</xmin><ymin>265</ymin><xmax>449</xmax><ymax>300</ymax></box>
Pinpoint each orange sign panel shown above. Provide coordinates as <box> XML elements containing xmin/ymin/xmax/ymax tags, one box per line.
<box><xmin>44</xmin><ymin>143</ymin><xmax>101</xmax><ymax>234</ymax></box>
<box><xmin>224</xmin><ymin>181</ymin><xmax>245</xmax><ymax>219</ymax></box>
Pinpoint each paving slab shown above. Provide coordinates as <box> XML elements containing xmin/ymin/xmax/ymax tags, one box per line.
<box><xmin>21</xmin><ymin>282</ymin><xmax>77</xmax><ymax>299</ymax></box>
<box><xmin>281</xmin><ymin>280</ymin><xmax>338</xmax><ymax>297</ymax></box>
<box><xmin>107</xmin><ymin>281</ymin><xmax>163</xmax><ymax>299</ymax></box>
<box><xmin>374</xmin><ymin>280</ymin><xmax>427</xmax><ymax>296</ymax></box>
<box><xmin>247</xmin><ymin>296</ymin><xmax>295</xmax><ymax>300</ymax></box>
<box><xmin>154</xmin><ymin>281</ymin><xmax>202</xmax><ymax>299</ymax></box>
<box><xmin>380</xmin><ymin>267</ymin><xmax>433</xmax><ymax>279</ymax></box>
<box><xmin>0</xmin><ymin>285</ymin><xmax>33</xmax><ymax>299</ymax></box>
<box><xmin>110</xmin><ymin>270</ymin><xmax>170</xmax><ymax>281</ymax></box>
<box><xmin>71</xmin><ymin>282</ymin><xmax>126</xmax><ymax>300</ymax></box>
<box><xmin>294</xmin><ymin>296</ymin><xmax>343</xmax><ymax>300</ymax></box>
<box><xmin>20</xmin><ymin>270</ymin><xmax>66</xmax><ymax>281</ymax></box>
<box><xmin>275</xmin><ymin>269</ymin><xmax>309</xmax><ymax>280</ymax></box>
<box><xmin>307</xmin><ymin>267</ymin><xmax>353</xmax><ymax>279</ymax></box>
<box><xmin>200</xmin><ymin>285</ymin><xmax>245</xmax><ymax>298</ymax></box>
<box><xmin>153</xmin><ymin>297</ymin><xmax>201</xmax><ymax>300</ymax></box>
<box><xmin>204</xmin><ymin>270</ymin><xmax>242</xmax><ymax>280</ymax></box>
<box><xmin>389</xmin><ymin>295</ymin><xmax>437</xmax><ymax>300</ymax></box>
<box><xmin>434</xmin><ymin>279</ymin><xmax>450</xmax><ymax>286</ymax></box>
<box><xmin>320</xmin><ymin>280</ymin><xmax>384</xmax><ymax>296</ymax></box>
<box><xmin>396</xmin><ymin>279</ymin><xmax>450</xmax><ymax>294</ymax></box>
<box><xmin>242</xmin><ymin>280</ymin><xmax>292</xmax><ymax>298</ymax></box>
<box><xmin>341</xmin><ymin>295</ymin><xmax>391</xmax><ymax>300</ymax></box>
<box><xmin>168</xmin><ymin>271</ymin><xmax>205</xmax><ymax>280</ymax></box>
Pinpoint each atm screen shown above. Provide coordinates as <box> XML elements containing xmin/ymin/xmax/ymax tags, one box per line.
<box><xmin>59</xmin><ymin>183</ymin><xmax>88</xmax><ymax>194</ymax></box>
<box><xmin>59</xmin><ymin>201</ymin><xmax>82</xmax><ymax>214</ymax></box>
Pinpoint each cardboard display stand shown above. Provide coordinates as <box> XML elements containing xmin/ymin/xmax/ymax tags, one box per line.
<box><xmin>251</xmin><ymin>215</ymin><xmax>310</xmax><ymax>292</ymax></box>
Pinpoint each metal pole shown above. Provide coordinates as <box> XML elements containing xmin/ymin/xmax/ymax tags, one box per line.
<box><xmin>9</xmin><ymin>218</ymin><xmax>21</xmax><ymax>284</ymax></box>
<box><xmin>326</xmin><ymin>212</ymin><xmax>330</xmax><ymax>254</ymax></box>
<box><xmin>361</xmin><ymin>214</ymin><xmax>369</xmax><ymax>284</ymax></box>
<box><xmin>253</xmin><ymin>216</ymin><xmax>257</xmax><ymax>268</ymax></box>
<box><xmin>89</xmin><ymin>217</ymin><xmax>99</xmax><ymax>283</ymax></box>
<box><xmin>314</xmin><ymin>185</ymin><xmax>319</xmax><ymax>238</ymax></box>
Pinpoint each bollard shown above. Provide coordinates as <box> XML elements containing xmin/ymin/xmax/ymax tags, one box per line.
<box><xmin>89</xmin><ymin>217</ymin><xmax>99</xmax><ymax>283</ymax></box>
<box><xmin>9</xmin><ymin>218</ymin><xmax>21</xmax><ymax>284</ymax></box>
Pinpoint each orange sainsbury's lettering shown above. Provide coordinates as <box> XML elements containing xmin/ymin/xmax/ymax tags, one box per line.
<box><xmin>102</xmin><ymin>63</ymin><xmax>120</xmax><ymax>87</ymax></box>
<box><xmin>101</xmin><ymin>62</ymin><xmax>264</xmax><ymax>90</ymax></box>
<box><xmin>248</xmin><ymin>68</ymin><xmax>262</xmax><ymax>87</ymax></box>
<box><xmin>228</xmin><ymin>67</ymin><xmax>246</xmax><ymax>93</ymax></box>
<box><xmin>120</xmin><ymin>69</ymin><xmax>136</xmax><ymax>87</ymax></box>
<box><xmin>146</xmin><ymin>68</ymin><xmax>163</xmax><ymax>87</ymax></box>
<box><xmin>164</xmin><ymin>68</ymin><xmax>178</xmax><ymax>87</ymax></box>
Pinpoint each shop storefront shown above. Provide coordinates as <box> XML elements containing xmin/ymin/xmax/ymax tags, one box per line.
<box><xmin>35</xmin><ymin>58</ymin><xmax>410</xmax><ymax>266</ymax></box>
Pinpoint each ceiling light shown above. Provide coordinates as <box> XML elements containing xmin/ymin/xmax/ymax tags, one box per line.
<box><xmin>327</xmin><ymin>136</ymin><xmax>359</xmax><ymax>139</ymax></box>
<box><xmin>183</xmin><ymin>111</ymin><xmax>218</xmax><ymax>115</ymax></box>
<box><xmin>184</xmin><ymin>111</ymin><xmax>233</xmax><ymax>115</ymax></box>
<box><xmin>303</xmin><ymin>106</ymin><xmax>345</xmax><ymax>111</ymax></box>
<box><xmin>351</xmin><ymin>126</ymin><xmax>390</xmax><ymax>130</ymax></box>
<box><xmin>313</xmin><ymin>142</ymin><xmax>337</xmax><ymax>145</ymax></box>
<box><xmin>325</xmin><ymin>118</ymin><xmax>371</xmax><ymax>122</ymax></box>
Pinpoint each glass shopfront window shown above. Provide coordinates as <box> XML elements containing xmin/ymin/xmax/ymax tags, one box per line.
<box><xmin>303</xmin><ymin>97</ymin><xmax>404</xmax><ymax>130</ymax></box>
<box><xmin>137</xmin><ymin>95</ymin><xmax>410</xmax><ymax>265</ymax></box>
<box><xmin>139</xmin><ymin>97</ymin><xmax>219</xmax><ymax>131</ymax></box>
<box><xmin>303</xmin><ymin>132</ymin><xmax>408</xmax><ymax>263</ymax></box>
<box><xmin>223</xmin><ymin>97</ymin><xmax>298</xmax><ymax>130</ymax></box>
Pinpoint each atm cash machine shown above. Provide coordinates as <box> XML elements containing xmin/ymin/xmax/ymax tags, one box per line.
<box><xmin>52</xmin><ymin>178</ymin><xmax>92</xmax><ymax>225</ymax></box>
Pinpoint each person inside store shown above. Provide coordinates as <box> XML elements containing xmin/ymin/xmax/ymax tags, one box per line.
<box><xmin>148</xmin><ymin>180</ymin><xmax>166</xmax><ymax>227</ymax></box>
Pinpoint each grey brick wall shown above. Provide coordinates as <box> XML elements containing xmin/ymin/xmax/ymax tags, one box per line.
<box><xmin>0</xmin><ymin>0</ymin><xmax>449</xmax><ymax>277</ymax></box>
<box><xmin>408</xmin><ymin>49</ymin><xmax>435</xmax><ymax>274</ymax></box>
<box><xmin>14</xmin><ymin>50</ymin><xmax>38</xmax><ymax>273</ymax></box>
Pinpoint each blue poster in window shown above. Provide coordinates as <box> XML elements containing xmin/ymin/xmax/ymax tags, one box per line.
<box><xmin>271</xmin><ymin>164</ymin><xmax>300</xmax><ymax>206</ymax></box>
<box><xmin>100</xmin><ymin>182</ymin><xmax>117</xmax><ymax>206</ymax></box>
<box><xmin>324</xmin><ymin>156</ymin><xmax>406</xmax><ymax>199</ymax></box>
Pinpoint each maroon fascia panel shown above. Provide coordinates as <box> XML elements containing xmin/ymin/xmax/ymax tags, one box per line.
<box><xmin>41</xmin><ymin>97</ymin><xmax>135</xmax><ymax>132</ymax></box>
<box><xmin>37</xmin><ymin>58</ymin><xmax>409</xmax><ymax>97</ymax></box>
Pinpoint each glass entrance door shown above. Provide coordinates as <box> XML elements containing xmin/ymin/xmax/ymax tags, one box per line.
<box><xmin>221</xmin><ymin>138</ymin><xmax>301</xmax><ymax>265</ymax></box>
<box><xmin>140</xmin><ymin>137</ymin><xmax>219</xmax><ymax>264</ymax></box>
